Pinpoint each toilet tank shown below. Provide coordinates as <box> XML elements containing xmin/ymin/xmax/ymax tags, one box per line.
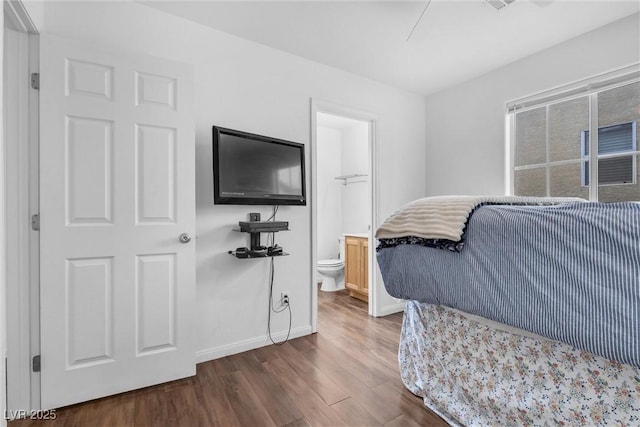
<box><xmin>338</xmin><ymin>236</ymin><xmax>345</xmax><ymax>260</ymax></box>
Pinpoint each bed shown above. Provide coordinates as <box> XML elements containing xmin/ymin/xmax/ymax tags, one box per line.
<box><xmin>375</xmin><ymin>196</ymin><xmax>640</xmax><ymax>426</ymax></box>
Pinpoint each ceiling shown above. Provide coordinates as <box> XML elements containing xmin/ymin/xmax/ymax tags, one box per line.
<box><xmin>143</xmin><ymin>0</ymin><xmax>640</xmax><ymax>96</ymax></box>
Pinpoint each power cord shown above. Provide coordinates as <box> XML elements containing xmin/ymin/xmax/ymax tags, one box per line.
<box><xmin>266</xmin><ymin>207</ymin><xmax>292</xmax><ymax>345</ymax></box>
<box><xmin>267</xmin><ymin>256</ymin><xmax>291</xmax><ymax>345</ymax></box>
<box><xmin>265</xmin><ymin>205</ymin><xmax>279</xmax><ymax>222</ymax></box>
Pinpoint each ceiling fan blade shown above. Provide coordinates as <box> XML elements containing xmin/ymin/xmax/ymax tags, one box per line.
<box><xmin>406</xmin><ymin>0</ymin><xmax>433</xmax><ymax>42</ymax></box>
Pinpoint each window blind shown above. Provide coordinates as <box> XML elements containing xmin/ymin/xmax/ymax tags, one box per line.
<box><xmin>507</xmin><ymin>65</ymin><xmax>640</xmax><ymax>113</ymax></box>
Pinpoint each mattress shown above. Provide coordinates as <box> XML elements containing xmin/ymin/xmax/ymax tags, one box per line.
<box><xmin>377</xmin><ymin>202</ymin><xmax>640</xmax><ymax>368</ymax></box>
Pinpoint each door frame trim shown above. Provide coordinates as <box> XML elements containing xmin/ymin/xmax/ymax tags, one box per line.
<box><xmin>5</xmin><ymin>0</ymin><xmax>38</xmax><ymax>34</ymax></box>
<box><xmin>309</xmin><ymin>99</ymin><xmax>380</xmax><ymax>332</ymax></box>
<box><xmin>3</xmin><ymin>0</ymin><xmax>40</xmax><ymax>413</ymax></box>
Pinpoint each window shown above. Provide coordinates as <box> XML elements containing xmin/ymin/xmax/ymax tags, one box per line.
<box><xmin>581</xmin><ymin>122</ymin><xmax>637</xmax><ymax>186</ymax></box>
<box><xmin>508</xmin><ymin>67</ymin><xmax>640</xmax><ymax>202</ymax></box>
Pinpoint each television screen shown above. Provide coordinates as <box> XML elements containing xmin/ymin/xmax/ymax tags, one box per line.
<box><xmin>212</xmin><ymin>126</ymin><xmax>306</xmax><ymax>205</ymax></box>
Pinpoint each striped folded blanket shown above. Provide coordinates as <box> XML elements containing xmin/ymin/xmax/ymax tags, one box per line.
<box><xmin>375</xmin><ymin>195</ymin><xmax>584</xmax><ymax>242</ymax></box>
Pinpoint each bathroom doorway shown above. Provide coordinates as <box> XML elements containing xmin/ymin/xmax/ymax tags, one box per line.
<box><xmin>310</xmin><ymin>100</ymin><xmax>378</xmax><ymax>332</ymax></box>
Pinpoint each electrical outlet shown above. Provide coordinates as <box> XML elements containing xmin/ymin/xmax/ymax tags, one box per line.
<box><xmin>281</xmin><ymin>292</ymin><xmax>290</xmax><ymax>305</ymax></box>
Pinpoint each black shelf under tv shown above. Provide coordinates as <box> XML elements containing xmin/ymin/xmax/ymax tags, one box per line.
<box><xmin>228</xmin><ymin>249</ymin><xmax>289</xmax><ymax>259</ymax></box>
<box><xmin>229</xmin><ymin>220</ymin><xmax>289</xmax><ymax>259</ymax></box>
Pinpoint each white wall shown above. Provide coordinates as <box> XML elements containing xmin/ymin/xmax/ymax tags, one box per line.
<box><xmin>20</xmin><ymin>1</ymin><xmax>42</xmax><ymax>33</ymax></box>
<box><xmin>40</xmin><ymin>1</ymin><xmax>426</xmax><ymax>359</ymax></box>
<box><xmin>424</xmin><ymin>13</ymin><xmax>640</xmax><ymax>196</ymax></box>
<box><xmin>341</xmin><ymin>123</ymin><xmax>369</xmax><ymax>233</ymax></box>
<box><xmin>316</xmin><ymin>126</ymin><xmax>343</xmax><ymax>261</ymax></box>
<box><xmin>316</xmin><ymin>120</ymin><xmax>368</xmax><ymax>259</ymax></box>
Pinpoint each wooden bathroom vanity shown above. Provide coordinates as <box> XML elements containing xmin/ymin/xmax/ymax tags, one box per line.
<box><xmin>344</xmin><ymin>235</ymin><xmax>368</xmax><ymax>302</ymax></box>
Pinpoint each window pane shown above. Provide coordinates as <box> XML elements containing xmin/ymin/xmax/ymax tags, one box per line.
<box><xmin>598</xmin><ymin>82</ymin><xmax>640</xmax><ymax>129</ymax></box>
<box><xmin>549</xmin><ymin>97</ymin><xmax>588</xmax><ymax>162</ymax></box>
<box><xmin>596</xmin><ymin>82</ymin><xmax>638</xmax><ymax>202</ymax></box>
<box><xmin>599</xmin><ymin>156</ymin><xmax>640</xmax><ymax>202</ymax></box>
<box><xmin>514</xmin><ymin>107</ymin><xmax>546</xmax><ymax>167</ymax></box>
<box><xmin>514</xmin><ymin>167</ymin><xmax>546</xmax><ymax>196</ymax></box>
<box><xmin>550</xmin><ymin>163</ymin><xmax>588</xmax><ymax>199</ymax></box>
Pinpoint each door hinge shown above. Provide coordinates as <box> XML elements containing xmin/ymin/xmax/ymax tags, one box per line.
<box><xmin>31</xmin><ymin>214</ymin><xmax>40</xmax><ymax>231</ymax></box>
<box><xmin>31</xmin><ymin>73</ymin><xmax>39</xmax><ymax>90</ymax></box>
<box><xmin>32</xmin><ymin>355</ymin><xmax>41</xmax><ymax>372</ymax></box>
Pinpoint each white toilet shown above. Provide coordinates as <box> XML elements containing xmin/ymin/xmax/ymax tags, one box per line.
<box><xmin>317</xmin><ymin>237</ymin><xmax>345</xmax><ymax>292</ymax></box>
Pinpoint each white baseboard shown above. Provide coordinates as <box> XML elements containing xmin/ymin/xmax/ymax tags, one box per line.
<box><xmin>376</xmin><ymin>302</ymin><xmax>405</xmax><ymax>317</ymax></box>
<box><xmin>195</xmin><ymin>325</ymin><xmax>313</xmax><ymax>364</ymax></box>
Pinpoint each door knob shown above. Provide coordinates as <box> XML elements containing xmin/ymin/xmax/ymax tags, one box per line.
<box><xmin>179</xmin><ymin>233</ymin><xmax>192</xmax><ymax>243</ymax></box>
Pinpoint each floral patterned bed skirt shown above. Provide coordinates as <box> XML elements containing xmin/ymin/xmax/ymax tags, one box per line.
<box><xmin>399</xmin><ymin>301</ymin><xmax>640</xmax><ymax>426</ymax></box>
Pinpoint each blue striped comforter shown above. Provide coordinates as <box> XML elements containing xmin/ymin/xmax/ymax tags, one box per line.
<box><xmin>377</xmin><ymin>202</ymin><xmax>640</xmax><ymax>368</ymax></box>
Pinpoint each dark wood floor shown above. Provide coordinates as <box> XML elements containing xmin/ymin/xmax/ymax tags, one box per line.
<box><xmin>10</xmin><ymin>289</ymin><xmax>447</xmax><ymax>426</ymax></box>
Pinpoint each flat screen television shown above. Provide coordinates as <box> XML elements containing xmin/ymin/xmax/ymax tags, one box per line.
<box><xmin>212</xmin><ymin>126</ymin><xmax>306</xmax><ymax>205</ymax></box>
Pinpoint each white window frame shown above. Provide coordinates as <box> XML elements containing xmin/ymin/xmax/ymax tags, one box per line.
<box><xmin>506</xmin><ymin>64</ymin><xmax>640</xmax><ymax>201</ymax></box>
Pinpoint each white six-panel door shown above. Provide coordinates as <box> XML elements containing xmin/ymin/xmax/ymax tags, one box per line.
<box><xmin>39</xmin><ymin>35</ymin><xmax>196</xmax><ymax>409</ymax></box>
